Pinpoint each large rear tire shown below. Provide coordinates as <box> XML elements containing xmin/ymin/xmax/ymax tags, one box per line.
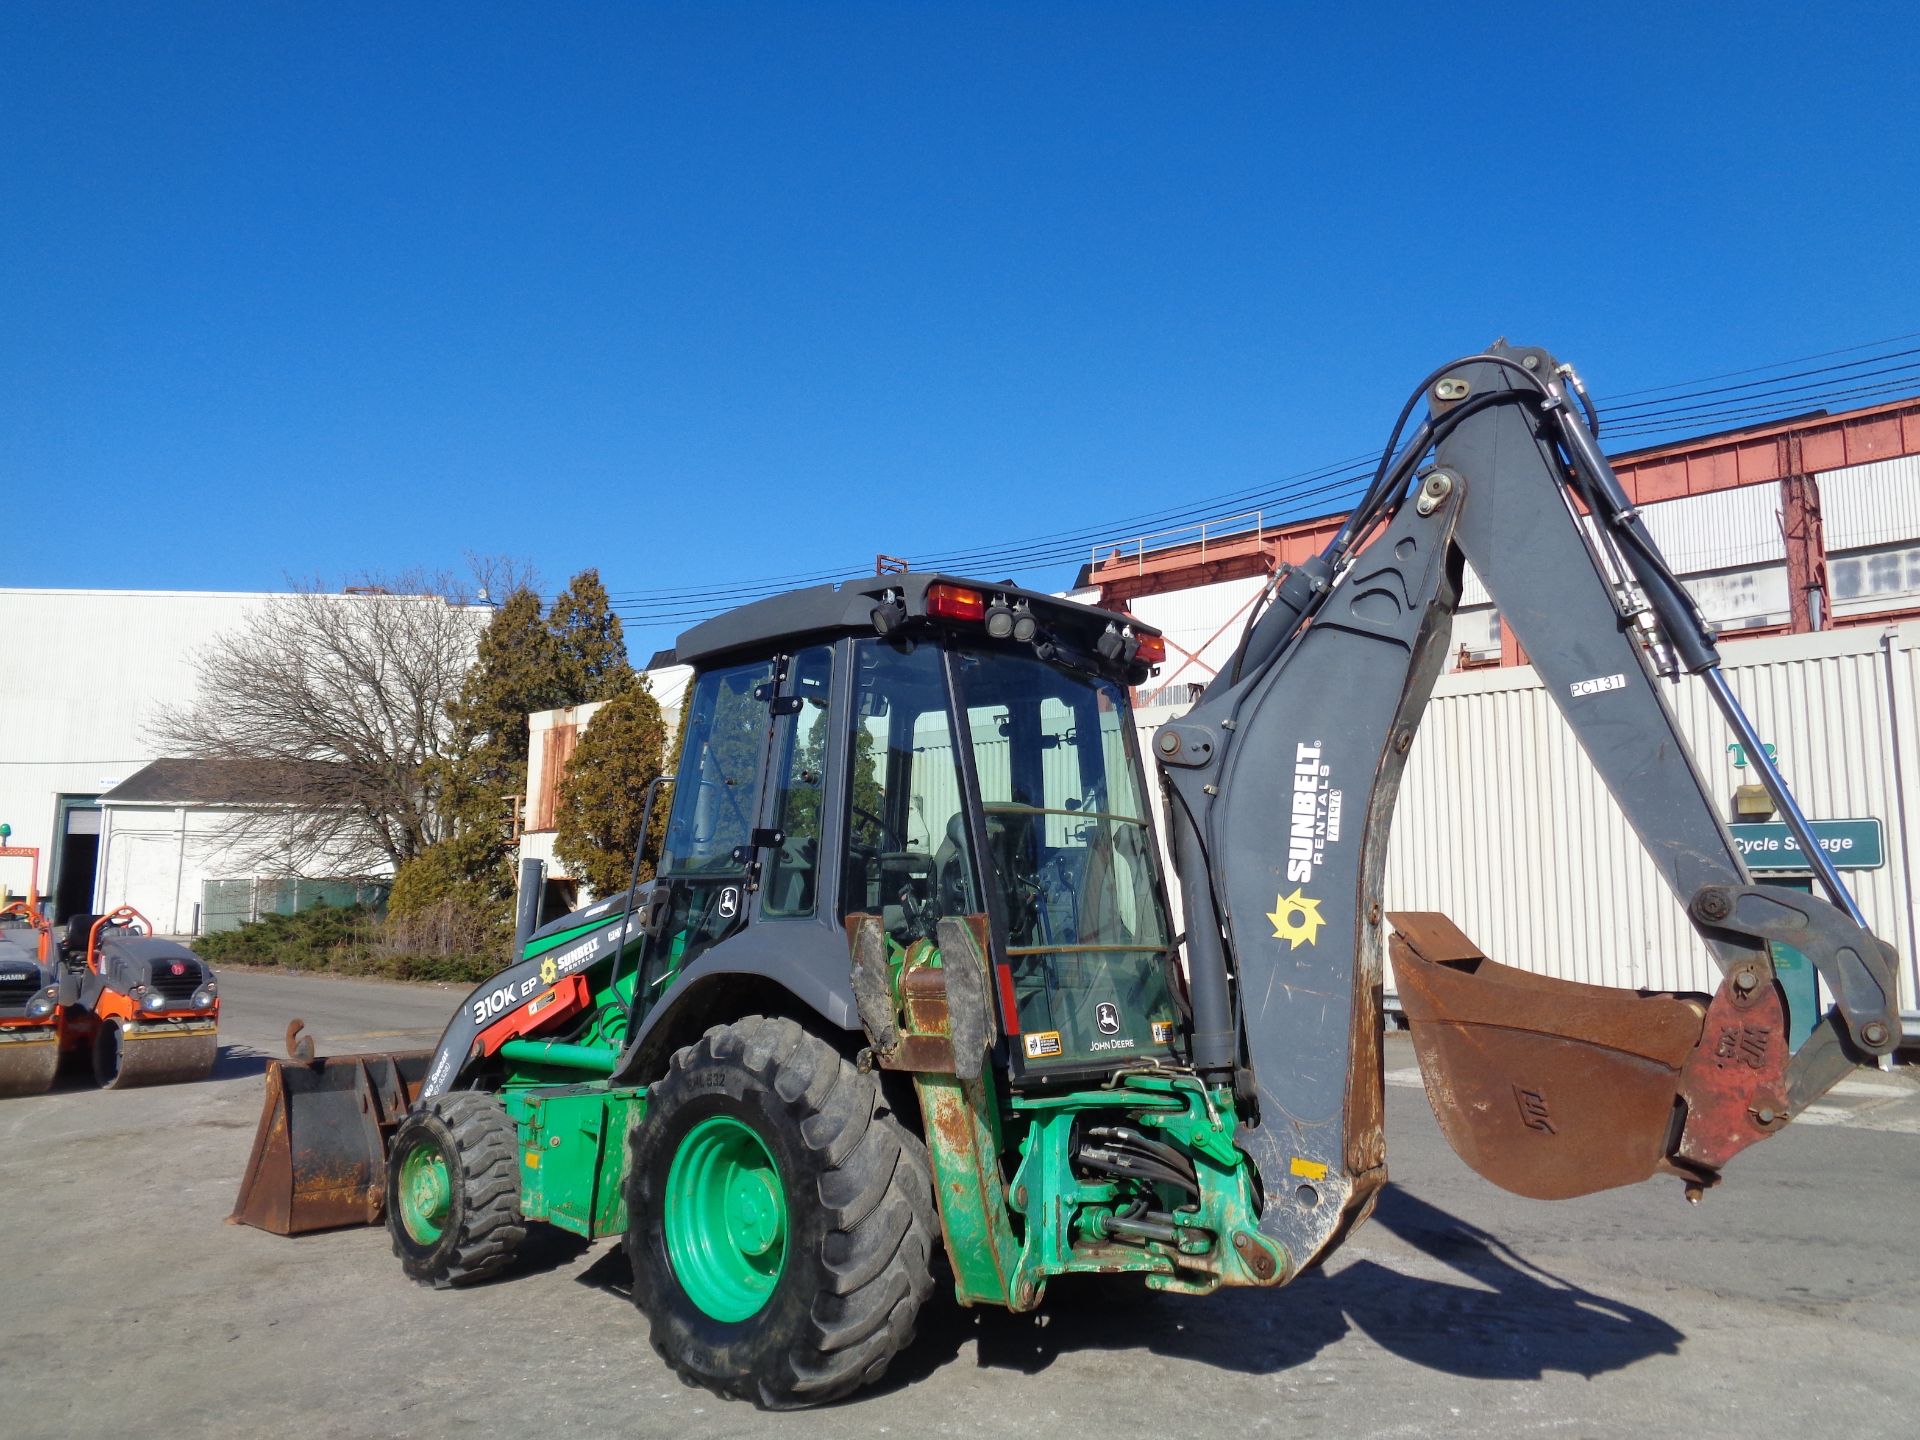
<box><xmin>626</xmin><ymin>1016</ymin><xmax>938</xmax><ymax>1409</ymax></box>
<box><xmin>386</xmin><ymin>1092</ymin><xmax>527</xmax><ymax>1287</ymax></box>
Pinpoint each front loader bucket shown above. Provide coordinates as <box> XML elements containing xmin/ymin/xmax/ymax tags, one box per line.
<box><xmin>1389</xmin><ymin>912</ymin><xmax>1789</xmax><ymax>1200</ymax></box>
<box><xmin>229</xmin><ymin>1048</ymin><xmax>431</xmax><ymax>1234</ymax></box>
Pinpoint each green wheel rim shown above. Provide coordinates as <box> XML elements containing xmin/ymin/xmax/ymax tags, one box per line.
<box><xmin>664</xmin><ymin>1114</ymin><xmax>788</xmax><ymax>1322</ymax></box>
<box><xmin>397</xmin><ymin>1140</ymin><xmax>452</xmax><ymax>1245</ymax></box>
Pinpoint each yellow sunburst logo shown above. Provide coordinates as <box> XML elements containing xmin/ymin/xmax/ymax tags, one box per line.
<box><xmin>1267</xmin><ymin>888</ymin><xmax>1325</xmax><ymax>949</ymax></box>
<box><xmin>539</xmin><ymin>956</ymin><xmax>558</xmax><ymax>985</ymax></box>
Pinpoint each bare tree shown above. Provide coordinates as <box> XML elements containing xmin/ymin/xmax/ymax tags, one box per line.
<box><xmin>149</xmin><ymin>568</ymin><xmax>501</xmax><ymax>879</ymax></box>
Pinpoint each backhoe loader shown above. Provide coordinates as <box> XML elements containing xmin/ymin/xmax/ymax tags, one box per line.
<box><xmin>231</xmin><ymin>342</ymin><xmax>1904</xmax><ymax>1408</ymax></box>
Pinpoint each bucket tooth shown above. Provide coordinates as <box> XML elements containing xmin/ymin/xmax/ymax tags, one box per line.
<box><xmin>1389</xmin><ymin>912</ymin><xmax>1707</xmax><ymax>1200</ymax></box>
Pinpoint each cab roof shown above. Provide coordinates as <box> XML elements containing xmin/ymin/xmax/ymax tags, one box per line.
<box><xmin>658</xmin><ymin>572</ymin><xmax>1158</xmax><ymax>670</ymax></box>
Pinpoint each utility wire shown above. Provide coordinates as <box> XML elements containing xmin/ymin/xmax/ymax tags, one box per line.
<box><xmin>603</xmin><ymin>332</ymin><xmax>1920</xmax><ymax>634</ymax></box>
<box><xmin>1602</xmin><ymin>329</ymin><xmax>1920</xmax><ymax>400</ymax></box>
<box><xmin>607</xmin><ymin>338</ymin><xmax>1920</xmax><ymax>608</ymax></box>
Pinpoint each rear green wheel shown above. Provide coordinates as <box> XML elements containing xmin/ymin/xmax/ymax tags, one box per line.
<box><xmin>665</xmin><ymin>1115</ymin><xmax>788</xmax><ymax>1321</ymax></box>
<box><xmin>627</xmin><ymin>1016</ymin><xmax>939</xmax><ymax>1409</ymax></box>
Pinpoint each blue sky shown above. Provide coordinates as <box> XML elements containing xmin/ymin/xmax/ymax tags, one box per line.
<box><xmin>4</xmin><ymin>3</ymin><xmax>1916</xmax><ymax>658</ymax></box>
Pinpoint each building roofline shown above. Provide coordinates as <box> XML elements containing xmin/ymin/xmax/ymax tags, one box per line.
<box><xmin>0</xmin><ymin>587</ymin><xmax>492</xmax><ymax>610</ymax></box>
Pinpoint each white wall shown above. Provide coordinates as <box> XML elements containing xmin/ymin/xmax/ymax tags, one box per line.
<box><xmin>0</xmin><ymin>587</ymin><xmax>488</xmax><ymax>918</ymax></box>
<box><xmin>95</xmin><ymin>803</ymin><xmax>396</xmax><ymax>936</ymax></box>
<box><xmin>0</xmin><ymin>590</ymin><xmax>280</xmax><ymax>904</ymax></box>
<box><xmin>1125</xmin><ymin>576</ymin><xmax>1266</xmax><ymax>705</ymax></box>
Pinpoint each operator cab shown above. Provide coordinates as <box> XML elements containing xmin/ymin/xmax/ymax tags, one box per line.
<box><xmin>630</xmin><ymin>574</ymin><xmax>1181</xmax><ymax>1085</ymax></box>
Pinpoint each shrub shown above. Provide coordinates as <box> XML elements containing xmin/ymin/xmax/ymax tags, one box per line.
<box><xmin>193</xmin><ymin>900</ymin><xmax>507</xmax><ymax>985</ymax></box>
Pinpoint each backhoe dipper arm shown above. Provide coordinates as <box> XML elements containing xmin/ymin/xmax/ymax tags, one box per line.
<box><xmin>1156</xmin><ymin>342</ymin><xmax>1902</xmax><ymax>1279</ymax></box>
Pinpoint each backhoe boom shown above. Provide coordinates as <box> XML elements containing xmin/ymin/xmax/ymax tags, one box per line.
<box><xmin>1156</xmin><ymin>343</ymin><xmax>1901</xmax><ymax>1270</ymax></box>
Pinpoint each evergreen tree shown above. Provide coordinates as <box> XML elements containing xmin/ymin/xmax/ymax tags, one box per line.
<box><xmin>391</xmin><ymin>571</ymin><xmax>636</xmax><ymax>916</ymax></box>
<box><xmin>546</xmin><ymin>570</ymin><xmax>631</xmax><ymax>704</ymax></box>
<box><xmin>448</xmin><ymin>588</ymin><xmax>561</xmax><ymax>783</ymax></box>
<box><xmin>554</xmin><ymin>676</ymin><xmax>671</xmax><ymax>896</ymax></box>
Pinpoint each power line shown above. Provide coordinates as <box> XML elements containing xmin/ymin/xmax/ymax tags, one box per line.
<box><xmin>605</xmin><ymin>456</ymin><xmax>1380</xmax><ymax>616</ymax></box>
<box><xmin>1602</xmin><ymin>329</ymin><xmax>1920</xmax><ymax>400</ymax></box>
<box><xmin>1601</xmin><ymin>372</ymin><xmax>1920</xmax><ymax>441</ymax></box>
<box><xmin>604</xmin><ymin>332</ymin><xmax>1920</xmax><ymax>635</ymax></box>
<box><xmin>600</xmin><ymin>448</ymin><xmax>1381</xmax><ymax>605</ymax></box>
<box><xmin>1601</xmin><ymin>353</ymin><xmax>1920</xmax><ymax>421</ymax></box>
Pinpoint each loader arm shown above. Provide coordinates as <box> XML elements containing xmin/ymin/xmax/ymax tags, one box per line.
<box><xmin>1156</xmin><ymin>342</ymin><xmax>1902</xmax><ymax>1273</ymax></box>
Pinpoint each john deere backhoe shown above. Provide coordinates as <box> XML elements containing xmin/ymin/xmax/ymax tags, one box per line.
<box><xmin>232</xmin><ymin>343</ymin><xmax>1903</xmax><ymax>1407</ymax></box>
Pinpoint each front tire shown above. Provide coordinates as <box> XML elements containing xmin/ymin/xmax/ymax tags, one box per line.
<box><xmin>626</xmin><ymin>1016</ymin><xmax>938</xmax><ymax>1409</ymax></box>
<box><xmin>386</xmin><ymin>1092</ymin><xmax>527</xmax><ymax>1287</ymax></box>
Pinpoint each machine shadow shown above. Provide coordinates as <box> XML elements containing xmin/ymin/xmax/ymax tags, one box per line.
<box><xmin>1337</xmin><ymin>1188</ymin><xmax>1683</xmax><ymax>1379</ymax></box>
<box><xmin>574</xmin><ymin>1240</ymin><xmax>633</xmax><ymax>1296</ymax></box>
<box><xmin>875</xmin><ymin>1186</ymin><xmax>1682</xmax><ymax>1396</ymax></box>
<box><xmin>208</xmin><ymin>1045</ymin><xmax>270</xmax><ymax>1082</ymax></box>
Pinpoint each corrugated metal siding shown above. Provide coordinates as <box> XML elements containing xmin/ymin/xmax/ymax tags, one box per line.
<box><xmin>1460</xmin><ymin>563</ymin><xmax>1489</xmax><ymax>609</ymax></box>
<box><xmin>1637</xmin><ymin>484</ymin><xmax>1786</xmax><ymax>572</ymax></box>
<box><xmin>1819</xmin><ymin>455</ymin><xmax>1920</xmax><ymax>551</ymax></box>
<box><xmin>1380</xmin><ymin>623</ymin><xmax>1920</xmax><ymax>1011</ymax></box>
<box><xmin>1883</xmin><ymin>633</ymin><xmax>1920</xmax><ymax>1014</ymax></box>
<box><xmin>1127</xmin><ymin>576</ymin><xmax>1266</xmax><ymax>702</ymax></box>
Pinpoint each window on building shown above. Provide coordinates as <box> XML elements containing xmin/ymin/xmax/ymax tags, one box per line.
<box><xmin>1682</xmin><ymin>564</ymin><xmax>1790</xmax><ymax>632</ymax></box>
<box><xmin>1831</xmin><ymin>544</ymin><xmax>1920</xmax><ymax>611</ymax></box>
<box><xmin>1451</xmin><ymin>607</ymin><xmax>1502</xmax><ymax>666</ymax></box>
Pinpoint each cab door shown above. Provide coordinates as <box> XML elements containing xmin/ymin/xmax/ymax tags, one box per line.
<box><xmin>632</xmin><ymin>656</ymin><xmax>780</xmax><ymax>1011</ymax></box>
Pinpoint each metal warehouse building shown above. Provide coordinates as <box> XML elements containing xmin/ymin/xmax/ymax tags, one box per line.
<box><xmin>1085</xmin><ymin>394</ymin><xmax>1920</xmax><ymax>1037</ymax></box>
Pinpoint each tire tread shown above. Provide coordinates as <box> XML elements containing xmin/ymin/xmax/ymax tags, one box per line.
<box><xmin>628</xmin><ymin>1015</ymin><xmax>937</xmax><ymax>1409</ymax></box>
<box><xmin>388</xmin><ymin>1091</ymin><xmax>527</xmax><ymax>1289</ymax></box>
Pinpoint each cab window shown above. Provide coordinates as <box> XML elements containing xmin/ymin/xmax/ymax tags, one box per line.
<box><xmin>762</xmin><ymin>646</ymin><xmax>834</xmax><ymax>918</ymax></box>
<box><xmin>842</xmin><ymin>637</ymin><xmax>978</xmax><ymax>950</ymax></box>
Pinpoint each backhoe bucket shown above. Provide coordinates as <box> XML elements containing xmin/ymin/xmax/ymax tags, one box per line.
<box><xmin>229</xmin><ymin>1047</ymin><xmax>430</xmax><ymax>1234</ymax></box>
<box><xmin>1389</xmin><ymin>912</ymin><xmax>1789</xmax><ymax>1200</ymax></box>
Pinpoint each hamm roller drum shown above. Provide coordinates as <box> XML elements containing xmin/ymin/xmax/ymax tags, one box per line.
<box><xmin>98</xmin><ymin>1020</ymin><xmax>220</xmax><ymax>1089</ymax></box>
<box><xmin>0</xmin><ymin>1030</ymin><xmax>60</xmax><ymax>1097</ymax></box>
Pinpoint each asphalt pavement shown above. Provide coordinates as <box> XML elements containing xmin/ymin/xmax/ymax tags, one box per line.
<box><xmin>0</xmin><ymin>968</ymin><xmax>1914</xmax><ymax>1440</ymax></box>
